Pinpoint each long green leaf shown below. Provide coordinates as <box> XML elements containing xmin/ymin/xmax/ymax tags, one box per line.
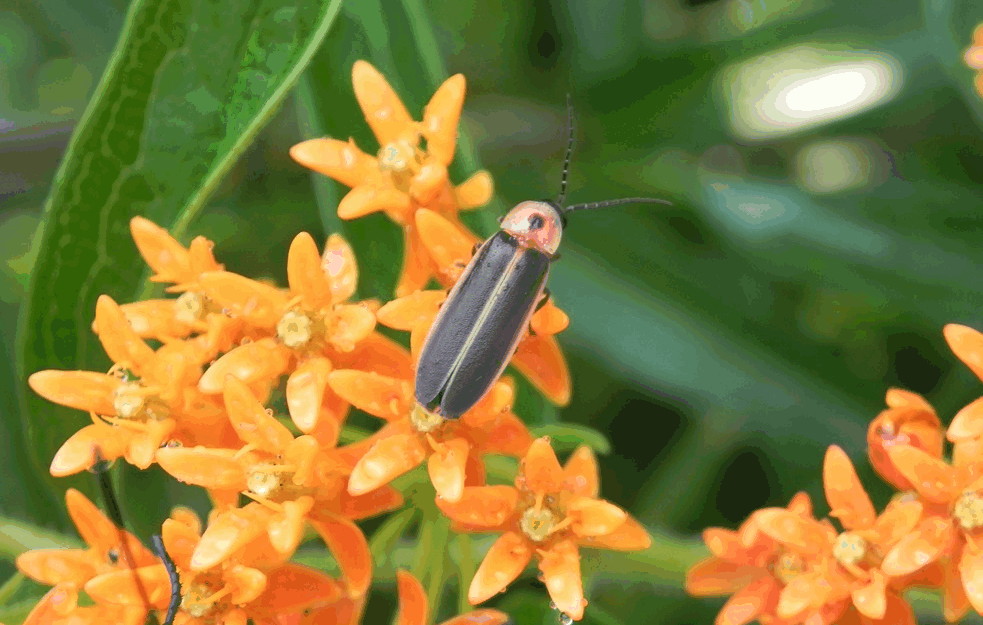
<box><xmin>16</xmin><ymin>0</ymin><xmax>343</xmax><ymax>529</ymax></box>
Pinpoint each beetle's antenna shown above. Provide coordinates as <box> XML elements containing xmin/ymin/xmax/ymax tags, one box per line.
<box><xmin>556</xmin><ymin>93</ymin><xmax>575</xmax><ymax>207</ymax></box>
<box><xmin>152</xmin><ymin>534</ymin><xmax>181</xmax><ymax>625</ymax></box>
<box><xmin>564</xmin><ymin>197</ymin><xmax>672</xmax><ymax>212</ymax></box>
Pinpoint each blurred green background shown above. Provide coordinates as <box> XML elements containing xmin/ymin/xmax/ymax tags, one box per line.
<box><xmin>2</xmin><ymin>0</ymin><xmax>983</xmax><ymax>623</ymax></box>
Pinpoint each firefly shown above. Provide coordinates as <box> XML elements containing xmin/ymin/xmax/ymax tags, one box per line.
<box><xmin>414</xmin><ymin>99</ymin><xmax>670</xmax><ymax>421</ymax></box>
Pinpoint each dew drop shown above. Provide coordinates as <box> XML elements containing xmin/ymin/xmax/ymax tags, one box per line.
<box><xmin>559</xmin><ymin>614</ymin><xmax>573</xmax><ymax>625</ymax></box>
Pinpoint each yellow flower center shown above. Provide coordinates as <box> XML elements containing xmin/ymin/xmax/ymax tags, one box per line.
<box><xmin>832</xmin><ymin>532</ymin><xmax>867</xmax><ymax>566</ymax></box>
<box><xmin>247</xmin><ymin>467</ymin><xmax>284</xmax><ymax>498</ymax></box>
<box><xmin>954</xmin><ymin>492</ymin><xmax>983</xmax><ymax>530</ymax></box>
<box><xmin>520</xmin><ymin>507</ymin><xmax>557</xmax><ymax>542</ymax></box>
<box><xmin>773</xmin><ymin>551</ymin><xmax>805</xmax><ymax>584</ymax></box>
<box><xmin>181</xmin><ymin>582</ymin><xmax>217</xmax><ymax>618</ymax></box>
<box><xmin>378</xmin><ymin>140</ymin><xmax>419</xmax><ymax>174</ymax></box>
<box><xmin>276</xmin><ymin>310</ymin><xmax>315</xmax><ymax>348</ymax></box>
<box><xmin>175</xmin><ymin>291</ymin><xmax>207</xmax><ymax>324</ymax></box>
<box><xmin>112</xmin><ymin>382</ymin><xmax>169</xmax><ymax>421</ymax></box>
<box><xmin>410</xmin><ymin>403</ymin><xmax>445</xmax><ymax>433</ymax></box>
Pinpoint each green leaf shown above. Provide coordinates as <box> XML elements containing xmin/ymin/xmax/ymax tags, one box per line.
<box><xmin>16</xmin><ymin>0</ymin><xmax>344</xmax><ymax>530</ymax></box>
<box><xmin>0</xmin><ymin>516</ymin><xmax>81</xmax><ymax>559</ymax></box>
<box><xmin>532</xmin><ymin>423</ymin><xmax>613</xmax><ymax>455</ymax></box>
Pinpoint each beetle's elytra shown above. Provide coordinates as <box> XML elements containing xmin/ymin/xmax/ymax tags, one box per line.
<box><xmin>413</xmin><ymin>100</ymin><xmax>670</xmax><ymax>422</ymax></box>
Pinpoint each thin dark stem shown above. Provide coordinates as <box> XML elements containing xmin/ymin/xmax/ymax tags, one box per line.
<box><xmin>152</xmin><ymin>534</ymin><xmax>181</xmax><ymax>625</ymax></box>
<box><xmin>556</xmin><ymin>93</ymin><xmax>575</xmax><ymax>207</ymax></box>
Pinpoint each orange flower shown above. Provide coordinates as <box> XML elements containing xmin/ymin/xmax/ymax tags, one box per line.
<box><xmin>377</xmin><ymin>209</ymin><xmax>571</xmax><ymax>406</ymax></box>
<box><xmin>866</xmin><ymin>388</ymin><xmax>942</xmax><ymax>490</ymax></box>
<box><xmin>195</xmin><ymin>231</ymin><xmax>412</xmax><ymax>434</ymax></box>
<box><xmin>16</xmin><ymin>489</ymin><xmax>157</xmax><ymax>621</ymax></box>
<box><xmin>22</xmin><ymin>587</ymin><xmax>145</xmax><ymax>625</ymax></box>
<box><xmin>29</xmin><ymin>296</ymin><xmax>233</xmax><ymax>474</ymax></box>
<box><xmin>964</xmin><ymin>24</ymin><xmax>983</xmax><ymax>97</ymax></box>
<box><xmin>290</xmin><ymin>60</ymin><xmax>493</xmax><ymax>296</ymax></box>
<box><xmin>156</xmin><ymin>377</ymin><xmax>401</xmax><ymax>585</ymax></box>
<box><xmin>436</xmin><ymin>437</ymin><xmax>649</xmax><ymax>621</ymax></box>
<box><xmin>687</xmin><ymin>492</ymin><xmax>839</xmax><ymax>625</ymax></box>
<box><xmin>84</xmin><ymin>509</ymin><xmax>344</xmax><ymax>624</ymax></box>
<box><xmin>327</xmin><ymin>369</ymin><xmax>532</xmax><ymax>502</ymax></box>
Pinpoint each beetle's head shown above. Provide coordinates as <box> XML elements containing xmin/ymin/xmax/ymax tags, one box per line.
<box><xmin>501</xmin><ymin>200</ymin><xmax>564</xmax><ymax>256</ymax></box>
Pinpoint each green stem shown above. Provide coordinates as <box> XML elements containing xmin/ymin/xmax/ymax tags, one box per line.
<box><xmin>369</xmin><ymin>507</ymin><xmax>419</xmax><ymax>572</ymax></box>
<box><xmin>0</xmin><ymin>516</ymin><xmax>81</xmax><ymax>559</ymax></box>
<box><xmin>424</xmin><ymin>516</ymin><xmax>451</xmax><ymax>613</ymax></box>
<box><xmin>454</xmin><ymin>533</ymin><xmax>476</xmax><ymax>614</ymax></box>
<box><xmin>0</xmin><ymin>573</ymin><xmax>25</xmax><ymax>605</ymax></box>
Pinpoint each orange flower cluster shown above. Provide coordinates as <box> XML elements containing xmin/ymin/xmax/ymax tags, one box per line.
<box><xmin>964</xmin><ymin>24</ymin><xmax>983</xmax><ymax>97</ymax></box>
<box><xmin>19</xmin><ymin>60</ymin><xmax>647</xmax><ymax>624</ymax></box>
<box><xmin>687</xmin><ymin>324</ymin><xmax>983</xmax><ymax>625</ymax></box>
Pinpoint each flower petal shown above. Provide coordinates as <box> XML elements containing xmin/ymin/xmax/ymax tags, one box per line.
<box><xmin>881</xmin><ymin>517</ymin><xmax>953</xmax><ymax>576</ymax></box>
<box><xmin>289</xmin><ymin>138</ymin><xmax>378</xmax><ymax>188</ymax></box>
<box><xmin>870</xmin><ymin>498</ymin><xmax>922</xmax><ymax>547</ymax></box>
<box><xmin>960</xmin><ymin>543</ymin><xmax>983</xmax><ymax>615</ymax></box>
<box><xmin>823</xmin><ymin>445</ymin><xmax>876</xmax><ymax>530</ymax></box>
<box><xmin>512</xmin><ymin>334</ymin><xmax>571</xmax><ymax>406</ymax></box>
<box><xmin>567</xmin><ymin>497</ymin><xmax>627</xmax><ymax>537</ymax></box>
<box><xmin>161</xmin><ymin>517</ymin><xmax>199</xmax><ymax>571</ymax></box>
<box><xmin>16</xmin><ymin>549</ymin><xmax>96</xmax><ymax>586</ymax></box>
<box><xmin>338</xmin><ymin>185</ymin><xmax>412</xmax><ymax>220</ymax></box>
<box><xmin>422</xmin><ymin>73</ymin><xmax>465</xmax><ymax>166</ymax></box>
<box><xmin>130</xmin><ymin>216</ymin><xmax>192</xmax><ymax>283</ymax></box>
<box><xmin>224</xmin><ymin>564</ymin><xmax>268</xmax><ymax>605</ymax></box>
<box><xmin>348</xmin><ymin>433</ymin><xmax>427</xmax><ymax>495</ymax></box>
<box><xmin>327</xmin><ymin>370</ymin><xmax>411</xmax><ymax>421</ymax></box>
<box><xmin>336</xmin><ymin>331</ymin><xmax>414</xmax><ymax>380</ymax></box>
<box><xmin>223</xmin><ymin>376</ymin><xmax>294</xmax><ymax>452</ymax></box>
<box><xmin>852</xmin><ymin>570</ymin><xmax>887</xmax><ymax>619</ymax></box>
<box><xmin>396</xmin><ymin>223</ymin><xmax>435</xmax><ymax>297</ymax></box>
<box><xmin>580</xmin><ymin>515</ymin><xmax>651</xmax><ymax>551</ymax></box>
<box><xmin>948</xmin><ymin>397</ymin><xmax>983</xmax><ymax>441</ymax></box>
<box><xmin>267</xmin><ymin>497</ymin><xmax>313</xmax><ymax>557</ymax></box>
<box><xmin>714</xmin><ymin>575</ymin><xmax>777</xmax><ymax>625</ymax></box>
<box><xmin>95</xmin><ymin>295</ymin><xmax>155</xmax><ymax>367</ymax></box>
<box><xmin>156</xmin><ymin>447</ymin><xmax>246</xmax><ymax>491</ymax></box>
<box><xmin>191</xmin><ymin>505</ymin><xmax>268</xmax><ymax>570</ymax></box>
<box><xmin>50</xmin><ymin>423</ymin><xmax>128</xmax><ymax>477</ymax></box>
<box><xmin>286</xmin><ymin>357</ymin><xmax>332</xmax><ymax>433</ymax></box>
<box><xmin>409</xmin><ymin>162</ymin><xmax>448</xmax><ymax>205</ymax></box>
<box><xmin>377</xmin><ymin>290</ymin><xmax>446</xmax><ymax>331</ymax></box>
<box><xmin>28</xmin><ymin>370</ymin><xmax>119</xmax><ymax>415</ymax></box>
<box><xmin>436</xmin><ymin>485</ymin><xmax>519</xmax><ymax>529</ymax></box>
<box><xmin>685</xmin><ymin>558</ymin><xmax>765</xmax><ymax>596</ymax></box>
<box><xmin>309</xmin><ymin>513</ymin><xmax>372</xmax><ymax>597</ymax></box>
<box><xmin>352</xmin><ymin>60</ymin><xmax>415</xmax><ymax>145</ymax></box>
<box><xmin>198</xmin><ymin>338</ymin><xmax>289</xmax><ymax>394</ymax></box>
<box><xmin>539</xmin><ymin>540</ymin><xmax>586</xmax><ymax>620</ymax></box>
<box><xmin>253</xmin><ymin>562</ymin><xmax>345</xmax><ymax>611</ymax></box>
<box><xmin>518</xmin><ymin>437</ymin><xmax>564</xmax><ymax>493</ymax></box>
<box><xmin>440</xmin><ymin>609</ymin><xmax>510</xmax><ymax>625</ymax></box>
<box><xmin>328</xmin><ymin>304</ymin><xmax>377</xmax><ymax>352</ymax></box>
<box><xmin>428</xmin><ymin>437</ymin><xmax>470</xmax><ymax>502</ymax></box>
<box><xmin>339</xmin><ymin>484</ymin><xmax>405</xmax><ymax>521</ymax></box>
<box><xmin>454</xmin><ymin>171</ymin><xmax>494</xmax><ymax>210</ymax></box>
<box><xmin>562</xmin><ymin>446</ymin><xmax>599</xmax><ymax>498</ymax></box>
<box><xmin>754</xmin><ymin>509</ymin><xmax>828</xmax><ymax>556</ymax></box>
<box><xmin>323</xmin><ymin>234</ymin><xmax>359</xmax><ymax>304</ymax></box>
<box><xmin>531</xmin><ymin>299</ymin><xmax>570</xmax><ymax>336</ymax></box>
<box><xmin>415</xmin><ymin>208</ymin><xmax>478</xmax><ymax>282</ymax></box>
<box><xmin>22</xmin><ymin>585</ymin><xmax>78</xmax><ymax>624</ymax></box>
<box><xmin>478</xmin><ymin>412</ymin><xmax>534</xmax><ymax>458</ymax></box>
<box><xmin>287</xmin><ymin>232</ymin><xmax>332</xmax><ymax>310</ymax></box>
<box><xmin>83</xmin><ymin>564</ymin><xmax>170</xmax><ymax>608</ymax></box>
<box><xmin>197</xmin><ymin>271</ymin><xmax>288</xmax><ymax>328</ymax></box>
<box><xmin>396</xmin><ymin>570</ymin><xmax>428</xmax><ymax>625</ymax></box>
<box><xmin>468</xmin><ymin>532</ymin><xmax>531</xmax><ymax>605</ymax></box>
<box><xmin>776</xmin><ymin>571</ymin><xmax>825</xmax><ymax>619</ymax></box>
<box><xmin>885</xmin><ymin>445</ymin><xmax>958</xmax><ymax>504</ymax></box>
<box><xmin>944</xmin><ymin>323</ymin><xmax>983</xmax><ymax>382</ymax></box>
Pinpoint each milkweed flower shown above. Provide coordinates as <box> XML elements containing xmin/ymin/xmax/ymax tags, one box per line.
<box><xmin>16</xmin><ymin>489</ymin><xmax>157</xmax><ymax>622</ymax></box>
<box><xmin>83</xmin><ymin>508</ymin><xmax>344</xmax><ymax>624</ymax></box>
<box><xmin>378</xmin><ymin>208</ymin><xmax>571</xmax><ymax>406</ymax></box>
<box><xmin>194</xmin><ymin>231</ymin><xmax>411</xmax><ymax>435</ymax></box>
<box><xmin>327</xmin><ymin>370</ymin><xmax>532</xmax><ymax>501</ymax></box>
<box><xmin>437</xmin><ymin>437</ymin><xmax>650</xmax><ymax>621</ymax></box>
<box><xmin>29</xmin><ymin>295</ymin><xmax>234</xmax><ymax>474</ymax></box>
<box><xmin>155</xmin><ymin>377</ymin><xmax>401</xmax><ymax>589</ymax></box>
<box><xmin>866</xmin><ymin>388</ymin><xmax>943</xmax><ymax>490</ymax></box>
<box><xmin>290</xmin><ymin>60</ymin><xmax>493</xmax><ymax>296</ymax></box>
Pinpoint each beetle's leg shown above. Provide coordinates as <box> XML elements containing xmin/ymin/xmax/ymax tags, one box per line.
<box><xmin>534</xmin><ymin>288</ymin><xmax>552</xmax><ymax>312</ymax></box>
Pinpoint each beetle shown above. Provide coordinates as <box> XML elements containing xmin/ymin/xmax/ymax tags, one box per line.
<box><xmin>413</xmin><ymin>101</ymin><xmax>670</xmax><ymax>422</ymax></box>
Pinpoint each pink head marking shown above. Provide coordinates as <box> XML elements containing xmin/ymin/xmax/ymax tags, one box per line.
<box><xmin>500</xmin><ymin>201</ymin><xmax>564</xmax><ymax>256</ymax></box>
